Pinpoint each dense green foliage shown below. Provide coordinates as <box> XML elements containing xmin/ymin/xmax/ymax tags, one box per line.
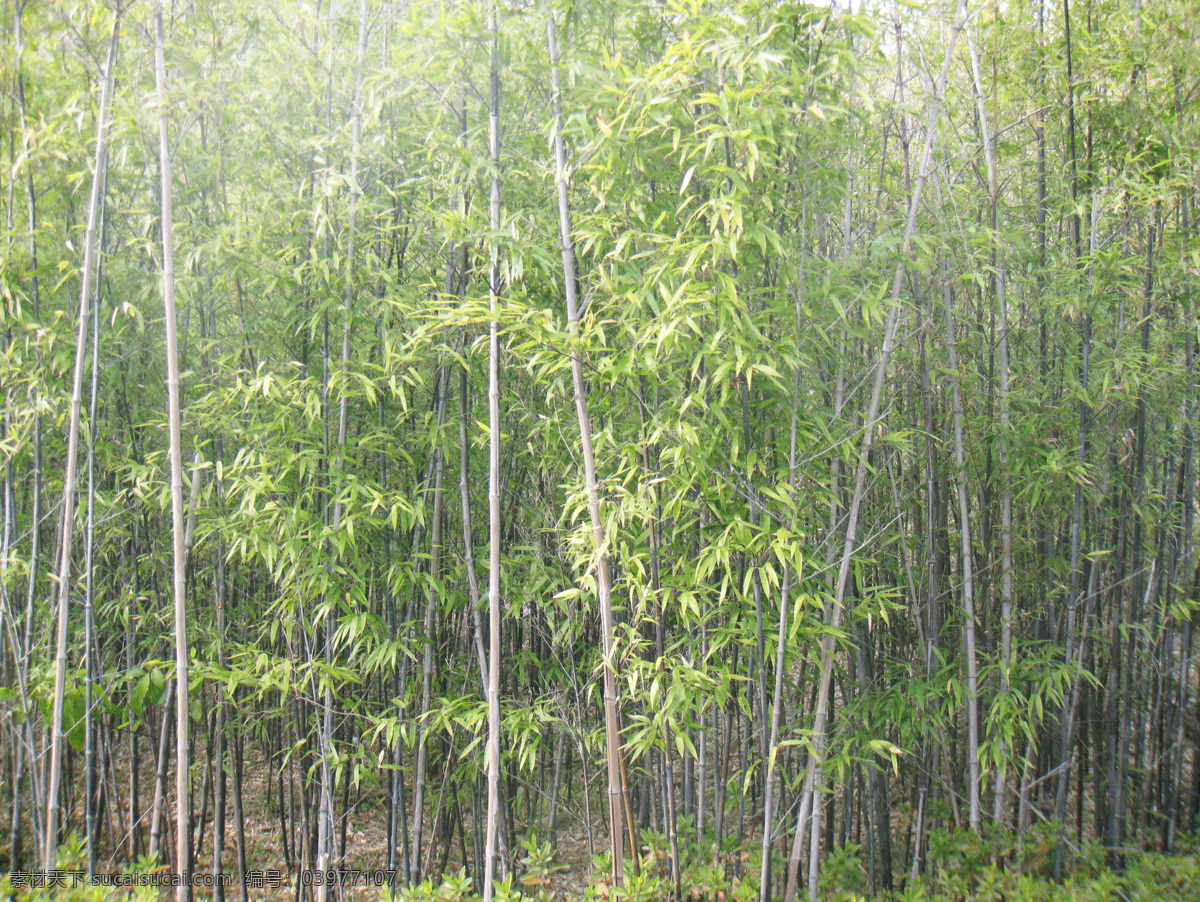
<box><xmin>1</xmin><ymin>0</ymin><xmax>1198</xmax><ymax>897</ymax></box>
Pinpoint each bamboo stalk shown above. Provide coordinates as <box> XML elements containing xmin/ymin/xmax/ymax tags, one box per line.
<box><xmin>546</xmin><ymin>15</ymin><xmax>636</xmax><ymax>885</ymax></box>
<box><xmin>153</xmin><ymin>3</ymin><xmax>191</xmax><ymax>896</ymax></box>
<box><xmin>784</xmin><ymin>4</ymin><xmax>967</xmax><ymax>897</ymax></box>
<box><xmin>941</xmin><ymin>279</ymin><xmax>982</xmax><ymax>833</ymax></box>
<box><xmin>483</xmin><ymin>6</ymin><xmax>504</xmax><ymax>898</ymax></box>
<box><xmin>43</xmin><ymin>12</ymin><xmax>121</xmax><ymax>872</ymax></box>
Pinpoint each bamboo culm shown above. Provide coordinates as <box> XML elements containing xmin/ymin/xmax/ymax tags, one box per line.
<box><xmin>43</xmin><ymin>13</ymin><xmax>121</xmax><ymax>873</ymax></box>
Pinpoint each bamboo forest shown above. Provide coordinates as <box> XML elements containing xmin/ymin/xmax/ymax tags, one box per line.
<box><xmin>2</xmin><ymin>0</ymin><xmax>1199</xmax><ymax>899</ymax></box>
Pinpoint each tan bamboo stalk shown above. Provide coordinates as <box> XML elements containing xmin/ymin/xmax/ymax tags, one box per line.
<box><xmin>42</xmin><ymin>13</ymin><xmax>120</xmax><ymax>872</ymax></box>
<box><xmin>783</xmin><ymin>4</ymin><xmax>967</xmax><ymax>898</ymax></box>
<box><xmin>546</xmin><ymin>16</ymin><xmax>635</xmax><ymax>885</ymax></box>
<box><xmin>483</xmin><ymin>5</ymin><xmax>504</xmax><ymax>899</ymax></box>
<box><xmin>154</xmin><ymin>3</ymin><xmax>191</xmax><ymax>897</ymax></box>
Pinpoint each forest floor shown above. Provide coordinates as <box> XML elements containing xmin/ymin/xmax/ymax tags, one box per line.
<box><xmin>14</xmin><ymin>733</ymin><xmax>1200</xmax><ymax>902</ymax></box>
<box><xmin>31</xmin><ymin>734</ymin><xmax>614</xmax><ymax>901</ymax></box>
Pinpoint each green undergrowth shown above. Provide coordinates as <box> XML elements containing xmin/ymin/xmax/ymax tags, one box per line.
<box><xmin>381</xmin><ymin>825</ymin><xmax>1200</xmax><ymax>902</ymax></box>
<box><xmin>5</xmin><ymin>828</ymin><xmax>1199</xmax><ymax>900</ymax></box>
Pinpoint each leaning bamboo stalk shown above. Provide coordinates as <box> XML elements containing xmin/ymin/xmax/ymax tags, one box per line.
<box><xmin>546</xmin><ymin>17</ymin><xmax>634</xmax><ymax>885</ymax></box>
<box><xmin>153</xmin><ymin>3</ymin><xmax>191</xmax><ymax>897</ymax></box>
<box><xmin>42</xmin><ymin>12</ymin><xmax>120</xmax><ymax>872</ymax></box>
<box><xmin>783</xmin><ymin>3</ymin><xmax>967</xmax><ymax>898</ymax></box>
